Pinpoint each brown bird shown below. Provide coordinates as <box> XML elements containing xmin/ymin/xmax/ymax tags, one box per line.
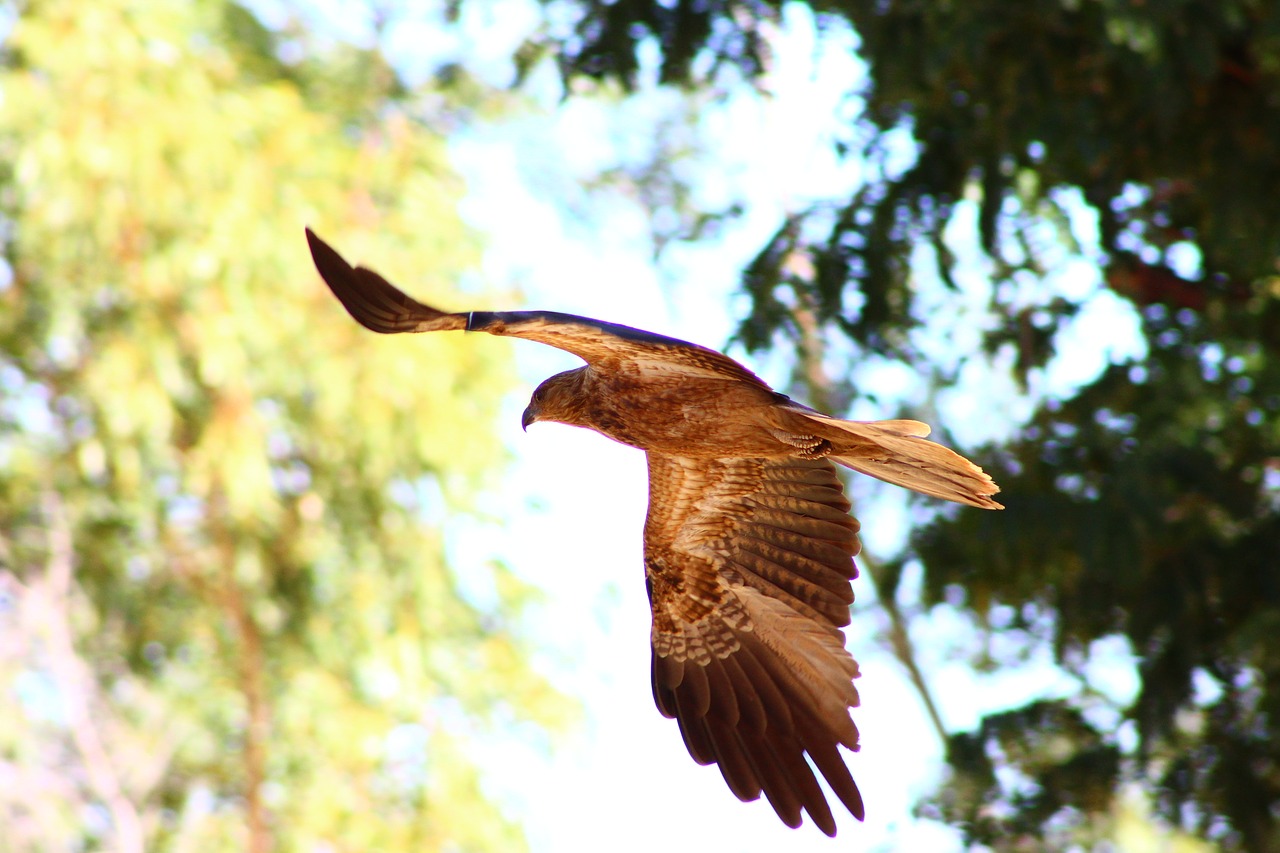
<box><xmin>306</xmin><ymin>228</ymin><xmax>1002</xmax><ymax>836</ymax></box>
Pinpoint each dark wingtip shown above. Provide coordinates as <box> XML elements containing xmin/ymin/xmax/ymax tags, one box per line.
<box><xmin>305</xmin><ymin>229</ymin><xmax>466</xmax><ymax>335</ymax></box>
<box><xmin>305</xmin><ymin>227</ymin><xmax>367</xmax><ymax>321</ymax></box>
<box><xmin>305</xmin><ymin>227</ymin><xmax>345</xmax><ymax>299</ymax></box>
<box><xmin>304</xmin><ymin>226</ymin><xmax>336</xmax><ymax>268</ymax></box>
<box><xmin>305</xmin><ymin>228</ymin><xmax>387</xmax><ymax>333</ymax></box>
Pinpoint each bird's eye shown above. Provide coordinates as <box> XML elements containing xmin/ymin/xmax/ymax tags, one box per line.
<box><xmin>533</xmin><ymin>387</ymin><xmax>546</xmax><ymax>402</ymax></box>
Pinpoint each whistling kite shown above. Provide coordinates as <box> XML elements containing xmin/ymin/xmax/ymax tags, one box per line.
<box><xmin>306</xmin><ymin>229</ymin><xmax>1001</xmax><ymax>836</ymax></box>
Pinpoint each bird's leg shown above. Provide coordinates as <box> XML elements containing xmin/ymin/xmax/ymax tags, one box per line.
<box><xmin>768</xmin><ymin>430</ymin><xmax>834</xmax><ymax>459</ymax></box>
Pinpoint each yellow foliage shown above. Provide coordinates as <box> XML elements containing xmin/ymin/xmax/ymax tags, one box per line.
<box><xmin>0</xmin><ymin>0</ymin><xmax>571</xmax><ymax>850</ymax></box>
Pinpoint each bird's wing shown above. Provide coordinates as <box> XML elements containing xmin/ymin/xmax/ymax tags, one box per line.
<box><xmin>644</xmin><ymin>453</ymin><xmax>865</xmax><ymax>836</ymax></box>
<box><xmin>307</xmin><ymin>229</ymin><xmax>768</xmax><ymax>386</ymax></box>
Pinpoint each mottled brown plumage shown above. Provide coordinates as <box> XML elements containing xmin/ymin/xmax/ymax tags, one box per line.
<box><xmin>307</xmin><ymin>229</ymin><xmax>1003</xmax><ymax>836</ymax></box>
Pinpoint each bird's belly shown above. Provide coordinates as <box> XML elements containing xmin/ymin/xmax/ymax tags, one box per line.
<box><xmin>587</xmin><ymin>384</ymin><xmax>784</xmax><ymax>457</ymax></box>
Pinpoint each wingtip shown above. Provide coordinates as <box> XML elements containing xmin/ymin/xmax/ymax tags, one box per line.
<box><xmin>305</xmin><ymin>231</ymin><xmax>469</xmax><ymax>335</ymax></box>
<box><xmin>305</xmin><ymin>227</ymin><xmax>349</xmax><ymax>281</ymax></box>
<box><xmin>305</xmin><ymin>227</ymin><xmax>345</xmax><ymax>272</ymax></box>
<box><xmin>304</xmin><ymin>228</ymin><xmax>393</xmax><ymax>333</ymax></box>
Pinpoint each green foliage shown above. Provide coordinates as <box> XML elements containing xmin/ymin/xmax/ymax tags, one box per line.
<box><xmin>539</xmin><ymin>0</ymin><xmax>1280</xmax><ymax>849</ymax></box>
<box><xmin>0</xmin><ymin>1</ymin><xmax>570</xmax><ymax>849</ymax></box>
<box><xmin>551</xmin><ymin>1</ymin><xmax>1280</xmax><ymax>352</ymax></box>
<box><xmin>916</xmin><ymin>298</ymin><xmax>1280</xmax><ymax>850</ymax></box>
<box><xmin>930</xmin><ymin>700</ymin><xmax>1121</xmax><ymax>849</ymax></box>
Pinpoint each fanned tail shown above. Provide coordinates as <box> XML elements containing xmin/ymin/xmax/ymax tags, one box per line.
<box><xmin>791</xmin><ymin>411</ymin><xmax>1003</xmax><ymax>509</ymax></box>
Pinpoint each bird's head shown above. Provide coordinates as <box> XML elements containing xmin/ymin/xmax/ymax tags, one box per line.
<box><xmin>521</xmin><ymin>368</ymin><xmax>589</xmax><ymax>431</ymax></box>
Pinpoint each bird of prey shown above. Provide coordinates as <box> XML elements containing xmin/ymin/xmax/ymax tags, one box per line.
<box><xmin>306</xmin><ymin>229</ymin><xmax>1002</xmax><ymax>836</ymax></box>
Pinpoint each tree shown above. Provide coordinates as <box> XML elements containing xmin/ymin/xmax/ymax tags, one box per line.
<box><xmin>532</xmin><ymin>1</ymin><xmax>1280</xmax><ymax>850</ymax></box>
<box><xmin>0</xmin><ymin>1</ymin><xmax>568</xmax><ymax>850</ymax></box>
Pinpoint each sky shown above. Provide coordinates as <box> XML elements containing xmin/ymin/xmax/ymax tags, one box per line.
<box><xmin>435</xmin><ymin>9</ymin><xmax>1124</xmax><ymax>853</ymax></box>
<box><xmin>287</xmin><ymin>1</ymin><xmax>1151</xmax><ymax>849</ymax></box>
<box><xmin>434</xmin><ymin>6</ymin><xmax>955</xmax><ymax>849</ymax></box>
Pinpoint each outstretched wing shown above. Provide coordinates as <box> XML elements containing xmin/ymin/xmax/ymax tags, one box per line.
<box><xmin>644</xmin><ymin>453</ymin><xmax>865</xmax><ymax>836</ymax></box>
<box><xmin>306</xmin><ymin>229</ymin><xmax>768</xmax><ymax>386</ymax></box>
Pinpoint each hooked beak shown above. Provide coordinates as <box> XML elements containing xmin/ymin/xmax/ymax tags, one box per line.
<box><xmin>521</xmin><ymin>404</ymin><xmax>537</xmax><ymax>432</ymax></box>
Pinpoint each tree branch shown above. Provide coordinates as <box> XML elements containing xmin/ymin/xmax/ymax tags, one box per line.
<box><xmin>211</xmin><ymin>496</ymin><xmax>272</xmax><ymax>853</ymax></box>
<box><xmin>856</xmin><ymin>551</ymin><xmax>949</xmax><ymax>744</ymax></box>
<box><xmin>39</xmin><ymin>492</ymin><xmax>146</xmax><ymax>853</ymax></box>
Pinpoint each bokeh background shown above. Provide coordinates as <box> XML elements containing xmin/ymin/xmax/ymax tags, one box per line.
<box><xmin>1</xmin><ymin>1</ymin><xmax>1277</xmax><ymax>851</ymax></box>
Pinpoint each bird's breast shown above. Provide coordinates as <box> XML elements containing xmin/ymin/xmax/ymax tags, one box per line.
<box><xmin>580</xmin><ymin>377</ymin><xmax>785</xmax><ymax>457</ymax></box>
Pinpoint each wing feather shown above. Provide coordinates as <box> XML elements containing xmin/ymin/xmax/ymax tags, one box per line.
<box><xmin>718</xmin><ymin>653</ymin><xmax>767</xmax><ymax>734</ymax></box>
<box><xmin>651</xmin><ymin>656</ymin><xmax>677</xmax><ymax>717</ymax></box>
<box><xmin>746</xmin><ymin>507</ymin><xmax>856</xmax><ymax>543</ymax></box>
<box><xmin>735</xmin><ymin>531</ymin><xmax>855</xmax><ymax>592</ymax></box>
<box><xmin>705</xmin><ymin>724</ymin><xmax>764</xmax><ymax>802</ymax></box>
<box><xmin>739</xmin><ymin>524</ymin><xmax>855</xmax><ymax>567</ymax></box>
<box><xmin>704</xmin><ymin>656</ymin><xmax>740</xmax><ymax>727</ymax></box>
<box><xmin>306</xmin><ymin>229</ymin><xmax>468</xmax><ymax>333</ymax></box>
<box><xmin>307</xmin><ymin>229</ymin><xmax>769</xmax><ymax>385</ymax></box>
<box><xmin>804</xmin><ymin>732</ymin><xmax>866</xmax><ymax>820</ymax></box>
<box><xmin>644</xmin><ymin>454</ymin><xmax>864</xmax><ymax>836</ymax></box>
<box><xmin>736</xmin><ymin>536</ymin><xmax>855</xmax><ymax>598</ymax></box>
<box><xmin>676</xmin><ymin>714</ymin><xmax>718</xmax><ymax>767</ymax></box>
<box><xmin>727</xmin><ymin>639</ymin><xmax>796</xmax><ymax>737</ymax></box>
<box><xmin>758</xmin><ymin>729</ymin><xmax>838</xmax><ymax>836</ymax></box>
<box><xmin>674</xmin><ymin>657</ymin><xmax>713</xmax><ymax>719</ymax></box>
<box><xmin>737</xmin><ymin>728</ymin><xmax>805</xmax><ymax>829</ymax></box>
<box><xmin>734</xmin><ymin>549</ymin><xmax>852</xmax><ymax>628</ymax></box>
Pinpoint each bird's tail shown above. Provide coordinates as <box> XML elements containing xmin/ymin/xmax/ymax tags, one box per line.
<box><xmin>790</xmin><ymin>411</ymin><xmax>1003</xmax><ymax>509</ymax></box>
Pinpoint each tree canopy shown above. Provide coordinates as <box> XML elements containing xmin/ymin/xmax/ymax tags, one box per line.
<box><xmin>0</xmin><ymin>1</ymin><xmax>568</xmax><ymax>849</ymax></box>
<box><xmin>538</xmin><ymin>1</ymin><xmax>1280</xmax><ymax>850</ymax></box>
<box><xmin>6</xmin><ymin>0</ymin><xmax>1278</xmax><ymax>848</ymax></box>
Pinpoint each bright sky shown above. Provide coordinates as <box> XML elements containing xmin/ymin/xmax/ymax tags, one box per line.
<box><xmin>435</xmin><ymin>10</ymin><xmax>957</xmax><ymax>849</ymax></box>
<box><xmin>287</xmin><ymin>1</ymin><xmax>1149</xmax><ymax>849</ymax></box>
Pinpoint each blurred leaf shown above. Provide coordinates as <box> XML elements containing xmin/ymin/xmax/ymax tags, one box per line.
<box><xmin>0</xmin><ymin>1</ymin><xmax>571</xmax><ymax>850</ymax></box>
